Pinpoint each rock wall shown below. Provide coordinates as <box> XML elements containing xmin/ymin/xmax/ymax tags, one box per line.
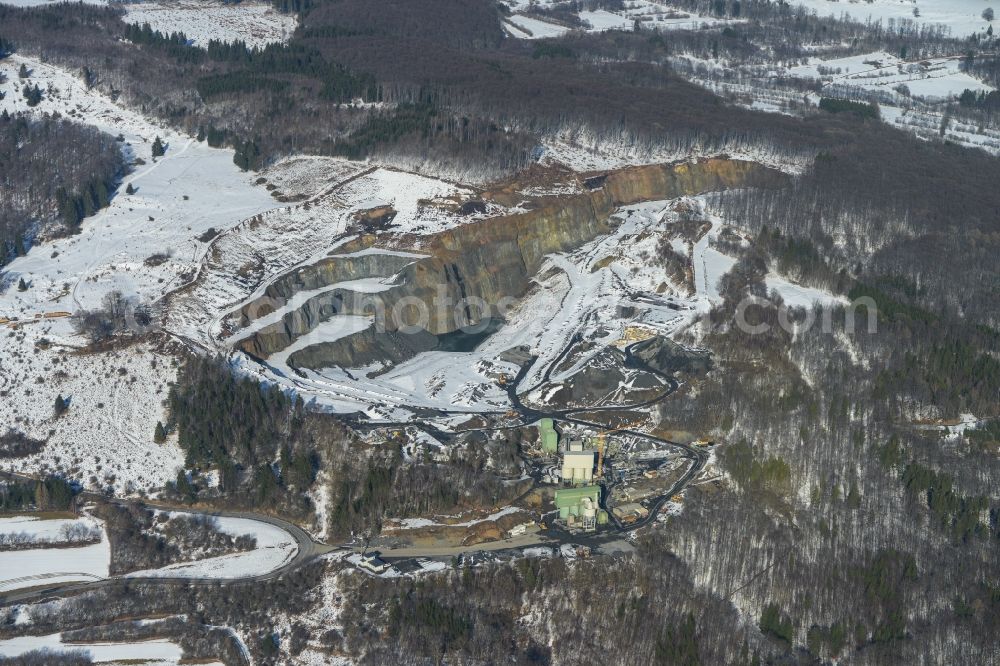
<box><xmin>237</xmin><ymin>159</ymin><xmax>786</xmax><ymax>366</ymax></box>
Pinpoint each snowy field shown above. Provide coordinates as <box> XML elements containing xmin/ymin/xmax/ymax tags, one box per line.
<box><xmin>0</xmin><ymin>510</ymin><xmax>297</xmax><ymax>593</ymax></box>
<box><xmin>0</xmin><ymin>54</ymin><xmax>282</xmax><ymax>312</ymax></box>
<box><xmin>0</xmin><ymin>514</ymin><xmax>102</xmax><ymax>546</ymax></box>
<box><xmin>786</xmin><ymin>0</ymin><xmax>995</xmax><ymax>37</ymax></box>
<box><xmin>506</xmin><ymin>13</ymin><xmax>571</xmax><ymax>39</ymax></box>
<box><xmin>0</xmin><ymin>632</ymin><xmax>187</xmax><ymax>665</ymax></box>
<box><xmin>0</xmin><ymin>0</ymin><xmax>104</xmax><ymax>5</ymax></box>
<box><xmin>0</xmin><ymin>54</ymin><xmax>283</xmax><ymax>492</ymax></box>
<box><xmin>0</xmin><ymin>515</ymin><xmax>110</xmax><ymax>593</ymax></box>
<box><xmin>765</xmin><ymin>274</ymin><xmax>848</xmax><ymax>309</ymax></box>
<box><xmin>504</xmin><ymin>0</ymin><xmax>736</xmax><ymax>39</ymax></box>
<box><xmin>680</xmin><ymin>45</ymin><xmax>1000</xmax><ymax>156</ymax></box>
<box><xmin>790</xmin><ymin>52</ymin><xmax>994</xmax><ymax>101</ymax></box>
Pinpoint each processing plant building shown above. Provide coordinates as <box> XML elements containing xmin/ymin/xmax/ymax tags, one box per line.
<box><xmin>560</xmin><ymin>437</ymin><xmax>597</xmax><ymax>486</ymax></box>
<box><xmin>554</xmin><ymin>485</ymin><xmax>608</xmax><ymax>531</ymax></box>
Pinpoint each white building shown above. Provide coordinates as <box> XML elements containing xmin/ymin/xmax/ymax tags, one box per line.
<box><xmin>561</xmin><ymin>450</ymin><xmax>596</xmax><ymax>485</ymax></box>
<box><xmin>359</xmin><ymin>552</ymin><xmax>391</xmax><ymax>574</ymax></box>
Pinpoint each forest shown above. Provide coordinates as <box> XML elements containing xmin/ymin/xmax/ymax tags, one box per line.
<box><xmin>0</xmin><ymin>475</ymin><xmax>76</xmax><ymax>512</ymax></box>
<box><xmin>165</xmin><ymin>355</ymin><xmax>327</xmax><ymax>519</ymax></box>
<box><xmin>0</xmin><ymin>111</ymin><xmax>124</xmax><ymax>266</ymax></box>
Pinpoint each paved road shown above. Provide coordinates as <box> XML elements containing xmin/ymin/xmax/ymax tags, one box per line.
<box><xmin>370</xmin><ymin>531</ymin><xmax>556</xmax><ymax>559</ymax></box>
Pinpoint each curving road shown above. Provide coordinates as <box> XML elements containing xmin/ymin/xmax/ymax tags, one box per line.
<box><xmin>0</xmin><ymin>477</ymin><xmax>335</xmax><ymax>606</ymax></box>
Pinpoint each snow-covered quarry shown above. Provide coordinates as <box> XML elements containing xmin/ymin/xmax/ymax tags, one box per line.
<box><xmin>0</xmin><ymin>40</ymin><xmax>840</xmax><ymax>497</ymax></box>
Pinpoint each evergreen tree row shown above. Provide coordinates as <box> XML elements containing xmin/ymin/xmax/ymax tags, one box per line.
<box><xmin>0</xmin><ymin>475</ymin><xmax>76</xmax><ymax>511</ymax></box>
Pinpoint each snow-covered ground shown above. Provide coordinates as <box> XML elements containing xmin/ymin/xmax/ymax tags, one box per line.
<box><xmin>765</xmin><ymin>274</ymin><xmax>848</xmax><ymax>309</ymax></box>
<box><xmin>790</xmin><ymin>52</ymin><xmax>994</xmax><ymax>101</ymax></box>
<box><xmin>503</xmin><ymin>0</ymin><xmax>736</xmax><ymax>39</ymax></box>
<box><xmin>0</xmin><ymin>0</ymin><xmax>103</xmax><ymax>5</ymax></box>
<box><xmin>0</xmin><ymin>54</ymin><xmax>282</xmax><ymax>311</ymax></box>
<box><xmin>0</xmin><ymin>515</ymin><xmax>110</xmax><ymax>593</ymax></box>
<box><xmin>0</xmin><ymin>514</ymin><xmax>102</xmax><ymax>546</ymax></box>
<box><xmin>123</xmin><ymin>0</ymin><xmax>297</xmax><ymax>49</ymax></box>
<box><xmin>0</xmin><ymin>335</ymin><xmax>184</xmax><ymax>495</ymax></box>
<box><xmin>0</xmin><ymin>0</ymin><xmax>296</xmax><ymax>49</ymax></box>
<box><xmin>0</xmin><ymin>632</ymin><xmax>186</xmax><ymax>665</ymax></box>
<box><xmin>385</xmin><ymin>505</ymin><xmax>527</xmax><ymax>530</ymax></box>
<box><xmin>541</xmin><ymin>126</ymin><xmax>808</xmax><ymax>175</ymax></box>
<box><xmin>0</xmin><ymin>510</ymin><xmax>297</xmax><ymax>592</ymax></box>
<box><xmin>0</xmin><ymin>54</ymin><xmax>282</xmax><ymax>492</ymax></box>
<box><xmin>681</xmin><ymin>46</ymin><xmax>1000</xmax><ymax>155</ymax></box>
<box><xmin>126</xmin><ymin>515</ymin><xmax>297</xmax><ymax>579</ymax></box>
<box><xmin>506</xmin><ymin>14</ymin><xmax>571</xmax><ymax>39</ymax></box>
<box><xmin>786</xmin><ymin>0</ymin><xmax>996</xmax><ymax>37</ymax></box>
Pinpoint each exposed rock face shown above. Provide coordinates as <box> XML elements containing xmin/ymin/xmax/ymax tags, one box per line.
<box><xmin>238</xmin><ymin>251</ymin><xmax>419</xmax><ymax>323</ymax></box>
<box><xmin>236</xmin><ymin>159</ymin><xmax>786</xmax><ymax>367</ymax></box>
<box><xmin>287</xmin><ymin>327</ymin><xmax>438</xmax><ymax>369</ymax></box>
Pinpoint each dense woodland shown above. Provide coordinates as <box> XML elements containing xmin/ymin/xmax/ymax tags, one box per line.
<box><xmin>166</xmin><ymin>356</ymin><xmax>527</xmax><ymax>537</ymax></box>
<box><xmin>0</xmin><ymin>475</ymin><xmax>76</xmax><ymax>512</ymax></box>
<box><xmin>0</xmin><ymin>112</ymin><xmax>123</xmax><ymax>266</ymax></box>
<box><xmin>165</xmin><ymin>355</ymin><xmax>328</xmax><ymax>519</ymax></box>
<box><xmin>327</xmin><ymin>428</ymin><xmax>527</xmax><ymax>538</ymax></box>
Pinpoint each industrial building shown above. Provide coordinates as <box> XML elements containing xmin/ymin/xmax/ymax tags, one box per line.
<box><xmin>555</xmin><ymin>485</ymin><xmax>608</xmax><ymax>531</ymax></box>
<box><xmin>562</xmin><ymin>449</ymin><xmax>596</xmax><ymax>484</ymax></box>
<box><xmin>611</xmin><ymin>502</ymin><xmax>649</xmax><ymax>524</ymax></box>
<box><xmin>538</xmin><ymin>418</ymin><xmax>559</xmax><ymax>454</ymax></box>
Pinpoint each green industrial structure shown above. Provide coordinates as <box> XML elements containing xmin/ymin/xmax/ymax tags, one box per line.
<box><xmin>538</xmin><ymin>418</ymin><xmax>559</xmax><ymax>454</ymax></box>
<box><xmin>554</xmin><ymin>485</ymin><xmax>608</xmax><ymax>531</ymax></box>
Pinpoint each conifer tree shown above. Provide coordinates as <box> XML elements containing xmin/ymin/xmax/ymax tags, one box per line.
<box><xmin>151</xmin><ymin>136</ymin><xmax>165</xmax><ymax>158</ymax></box>
<box><xmin>53</xmin><ymin>394</ymin><xmax>68</xmax><ymax>418</ymax></box>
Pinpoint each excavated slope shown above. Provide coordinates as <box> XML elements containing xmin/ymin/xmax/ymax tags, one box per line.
<box><xmin>237</xmin><ymin>159</ymin><xmax>785</xmax><ymax>367</ymax></box>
